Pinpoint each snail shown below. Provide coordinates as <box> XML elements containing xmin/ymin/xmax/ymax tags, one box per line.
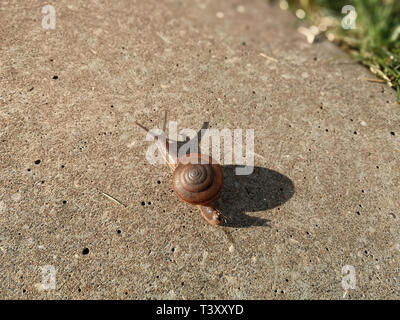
<box><xmin>135</xmin><ymin>112</ymin><xmax>226</xmax><ymax>225</ymax></box>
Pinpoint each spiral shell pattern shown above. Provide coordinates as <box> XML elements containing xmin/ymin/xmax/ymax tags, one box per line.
<box><xmin>172</xmin><ymin>154</ymin><xmax>224</xmax><ymax>205</ymax></box>
<box><xmin>180</xmin><ymin>164</ymin><xmax>213</xmax><ymax>193</ymax></box>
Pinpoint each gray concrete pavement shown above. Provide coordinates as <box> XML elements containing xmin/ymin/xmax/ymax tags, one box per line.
<box><xmin>0</xmin><ymin>0</ymin><xmax>399</xmax><ymax>299</ymax></box>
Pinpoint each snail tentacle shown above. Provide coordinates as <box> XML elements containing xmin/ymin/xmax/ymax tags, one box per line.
<box><xmin>135</xmin><ymin>120</ymin><xmax>178</xmax><ymax>170</ymax></box>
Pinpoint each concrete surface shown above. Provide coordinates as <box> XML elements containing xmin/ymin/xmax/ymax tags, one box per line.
<box><xmin>0</xmin><ymin>0</ymin><xmax>399</xmax><ymax>300</ymax></box>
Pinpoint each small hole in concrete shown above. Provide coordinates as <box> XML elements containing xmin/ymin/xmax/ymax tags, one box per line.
<box><xmin>62</xmin><ymin>200</ymin><xmax>67</xmax><ymax>204</ymax></box>
<box><xmin>34</xmin><ymin>159</ymin><xmax>41</xmax><ymax>165</ymax></box>
<box><xmin>82</xmin><ymin>248</ymin><xmax>89</xmax><ymax>255</ymax></box>
<box><xmin>117</xmin><ymin>229</ymin><xmax>121</xmax><ymax>234</ymax></box>
<box><xmin>52</xmin><ymin>75</ymin><xmax>58</xmax><ymax>80</ymax></box>
<box><xmin>141</xmin><ymin>201</ymin><xmax>145</xmax><ymax>206</ymax></box>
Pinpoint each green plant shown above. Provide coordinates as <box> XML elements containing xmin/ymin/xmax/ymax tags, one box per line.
<box><xmin>282</xmin><ymin>0</ymin><xmax>400</xmax><ymax>102</ymax></box>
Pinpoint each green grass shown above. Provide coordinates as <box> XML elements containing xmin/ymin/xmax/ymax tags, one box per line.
<box><xmin>280</xmin><ymin>0</ymin><xmax>400</xmax><ymax>102</ymax></box>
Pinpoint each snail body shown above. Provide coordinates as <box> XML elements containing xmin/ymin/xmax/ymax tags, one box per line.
<box><xmin>136</xmin><ymin>113</ymin><xmax>225</xmax><ymax>225</ymax></box>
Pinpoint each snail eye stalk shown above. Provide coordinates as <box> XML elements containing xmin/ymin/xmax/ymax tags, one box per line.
<box><xmin>162</xmin><ymin>110</ymin><xmax>167</xmax><ymax>134</ymax></box>
<box><xmin>135</xmin><ymin>121</ymin><xmax>158</xmax><ymax>139</ymax></box>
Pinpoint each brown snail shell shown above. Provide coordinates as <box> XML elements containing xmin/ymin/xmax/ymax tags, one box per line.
<box><xmin>172</xmin><ymin>153</ymin><xmax>224</xmax><ymax>206</ymax></box>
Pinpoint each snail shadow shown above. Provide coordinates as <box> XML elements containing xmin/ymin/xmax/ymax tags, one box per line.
<box><xmin>171</xmin><ymin>122</ymin><xmax>294</xmax><ymax>228</ymax></box>
<box><xmin>216</xmin><ymin>166</ymin><xmax>295</xmax><ymax>228</ymax></box>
